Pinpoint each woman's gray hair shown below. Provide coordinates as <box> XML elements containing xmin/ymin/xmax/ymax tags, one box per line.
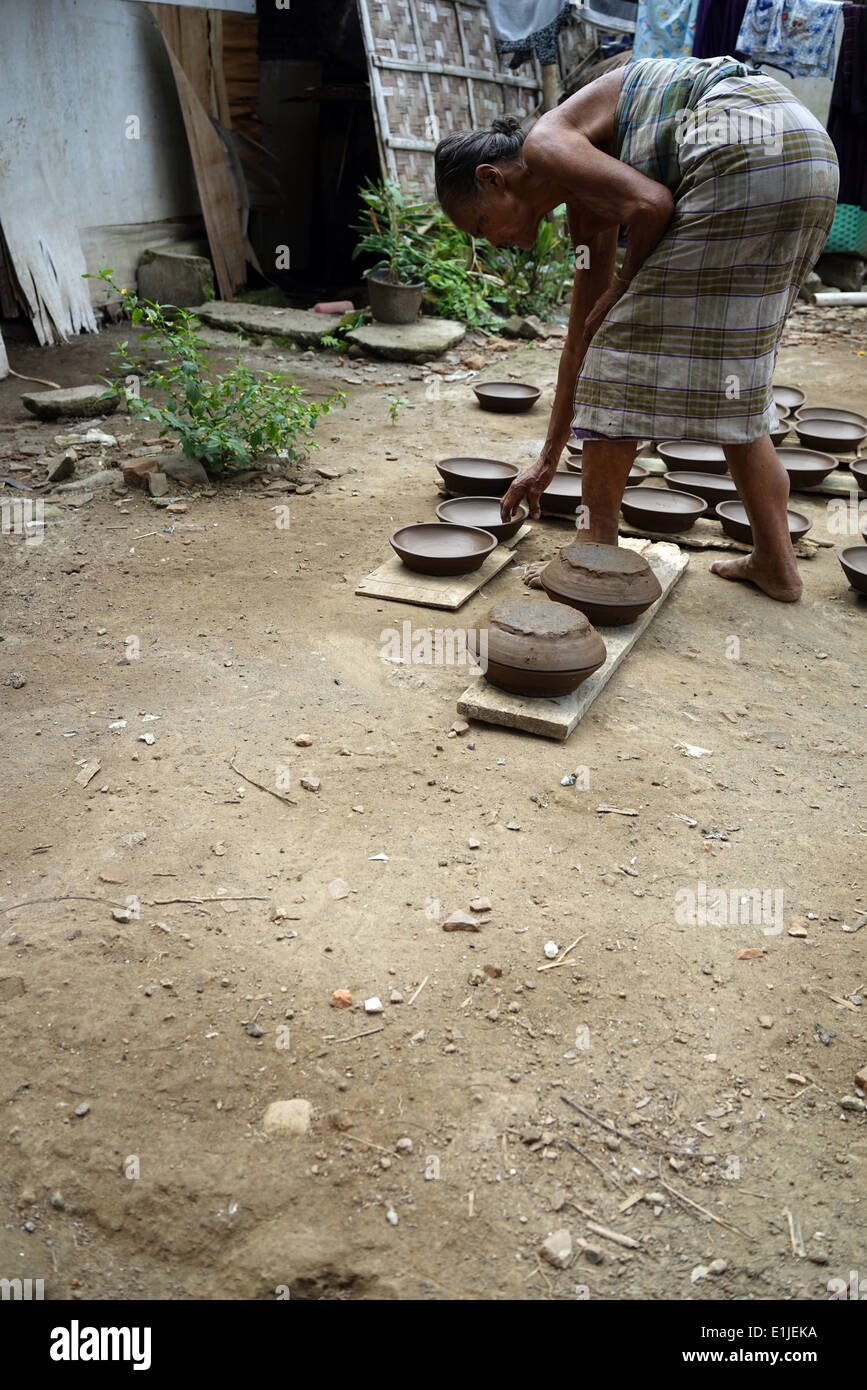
<box><xmin>434</xmin><ymin>115</ymin><xmax>525</xmax><ymax>206</ymax></box>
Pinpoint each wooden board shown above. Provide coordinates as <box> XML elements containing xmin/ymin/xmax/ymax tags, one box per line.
<box><xmin>356</xmin><ymin>525</ymin><xmax>530</xmax><ymax>611</ymax></box>
<box><xmin>617</xmin><ymin>516</ymin><xmax>820</xmax><ymax>557</ymax></box>
<box><xmin>455</xmin><ymin>539</ymin><xmax>688</xmax><ymax>740</ymax></box>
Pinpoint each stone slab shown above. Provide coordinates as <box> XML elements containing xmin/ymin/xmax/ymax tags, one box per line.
<box><xmin>456</xmin><ymin>539</ymin><xmax>688</xmax><ymax>740</ymax></box>
<box><xmin>191</xmin><ymin>301</ymin><xmax>343</xmax><ymax>346</ymax></box>
<box><xmin>21</xmin><ymin>384</ymin><xmax>119</xmax><ymax>420</ymax></box>
<box><xmin>347</xmin><ymin>318</ymin><xmax>466</xmax><ymax>362</ymax></box>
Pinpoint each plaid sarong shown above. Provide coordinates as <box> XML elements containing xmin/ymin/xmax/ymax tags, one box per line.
<box><xmin>574</xmin><ymin>58</ymin><xmax>840</xmax><ymax>443</ymax></box>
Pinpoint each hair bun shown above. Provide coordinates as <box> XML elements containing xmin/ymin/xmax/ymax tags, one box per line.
<box><xmin>491</xmin><ymin>115</ymin><xmax>521</xmax><ymax>136</ymax></box>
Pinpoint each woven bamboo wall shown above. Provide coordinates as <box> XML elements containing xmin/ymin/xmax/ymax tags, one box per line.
<box><xmin>357</xmin><ymin>0</ymin><xmax>542</xmax><ymax>197</ymax></box>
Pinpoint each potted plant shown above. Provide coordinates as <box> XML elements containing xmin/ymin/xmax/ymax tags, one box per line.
<box><xmin>353</xmin><ymin>179</ymin><xmax>427</xmax><ymax>324</ymax></box>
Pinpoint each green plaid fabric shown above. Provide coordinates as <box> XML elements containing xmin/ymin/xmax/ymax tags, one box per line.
<box><xmin>575</xmin><ymin>61</ymin><xmax>839</xmax><ymax>443</ymax></box>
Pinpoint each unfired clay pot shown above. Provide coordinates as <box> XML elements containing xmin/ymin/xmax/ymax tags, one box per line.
<box><xmin>540</xmin><ymin>540</ymin><xmax>662</xmax><ymax>626</ymax></box>
<box><xmin>470</xmin><ymin>597</ymin><xmax>606</xmax><ymax>697</ymax></box>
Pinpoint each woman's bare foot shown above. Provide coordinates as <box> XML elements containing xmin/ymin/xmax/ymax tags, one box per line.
<box><xmin>710</xmin><ymin>552</ymin><xmax>802</xmax><ymax>602</ymax></box>
<box><xmin>523</xmin><ymin>560</ymin><xmax>549</xmax><ymax>589</ymax></box>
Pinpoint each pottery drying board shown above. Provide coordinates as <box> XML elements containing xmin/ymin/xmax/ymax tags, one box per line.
<box><xmin>456</xmin><ymin>538</ymin><xmax>688</xmax><ymax>741</ymax></box>
<box><xmin>356</xmin><ymin>524</ymin><xmax>531</xmax><ymax>611</ymax></box>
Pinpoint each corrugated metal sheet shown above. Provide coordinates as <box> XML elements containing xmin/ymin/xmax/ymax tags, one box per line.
<box><xmin>356</xmin><ymin>0</ymin><xmax>542</xmax><ymax>197</ymax></box>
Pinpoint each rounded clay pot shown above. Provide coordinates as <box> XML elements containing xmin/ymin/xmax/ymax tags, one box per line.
<box><xmin>838</xmin><ymin>546</ymin><xmax>867</xmax><ymax>595</ymax></box>
<box><xmin>367</xmin><ymin>269</ymin><xmax>424</xmax><ymax>324</ymax></box>
<box><xmin>436</xmin><ymin>457</ymin><xmax>519</xmax><ymax>497</ymax></box>
<box><xmin>469</xmin><ymin>597</ymin><xmax>606</xmax><ymax>698</ymax></box>
<box><xmin>472</xmin><ymin>381</ymin><xmax>541</xmax><ymax>413</ymax></box>
<box><xmin>436</xmin><ymin>494</ymin><xmax>528</xmax><ymax>543</ymax></box>
<box><xmin>540</xmin><ymin>540</ymin><xmax>662</xmax><ymax>626</ymax></box>
<box><xmin>389</xmin><ymin>522</ymin><xmax>496</xmax><ymax>575</ymax></box>
<box><xmin>794</xmin><ymin>418</ymin><xmax>867</xmax><ymax>454</ymax></box>
<box><xmin>621</xmin><ymin>485</ymin><xmax>705</xmax><ymax>533</ymax></box>
<box><xmin>715</xmin><ymin>501</ymin><xmax>812</xmax><ymax>545</ymax></box>
<box><xmin>657</xmin><ymin>441</ymin><xmax>729</xmax><ymax>474</ymax></box>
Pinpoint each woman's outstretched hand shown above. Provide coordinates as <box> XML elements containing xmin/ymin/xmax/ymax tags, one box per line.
<box><xmin>501</xmin><ymin>454</ymin><xmax>560</xmax><ymax>522</ymax></box>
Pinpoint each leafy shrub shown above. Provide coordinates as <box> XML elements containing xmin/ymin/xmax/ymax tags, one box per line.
<box><xmin>88</xmin><ymin>268</ymin><xmax>344</xmax><ymax>472</ymax></box>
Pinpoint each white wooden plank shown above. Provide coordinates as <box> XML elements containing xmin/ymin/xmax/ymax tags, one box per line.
<box><xmin>356</xmin><ymin>524</ymin><xmax>530</xmax><ymax>611</ymax></box>
<box><xmin>455</xmin><ymin>540</ymin><xmax>688</xmax><ymax>740</ymax></box>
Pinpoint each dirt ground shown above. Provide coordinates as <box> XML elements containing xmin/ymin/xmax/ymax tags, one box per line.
<box><xmin>0</xmin><ymin>307</ymin><xmax>865</xmax><ymax>1303</ymax></box>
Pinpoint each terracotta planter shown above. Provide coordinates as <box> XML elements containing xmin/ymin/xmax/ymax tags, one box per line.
<box><xmin>367</xmin><ymin>269</ymin><xmax>424</xmax><ymax>324</ymax></box>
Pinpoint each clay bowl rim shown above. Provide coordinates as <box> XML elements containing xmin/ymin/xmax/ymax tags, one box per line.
<box><xmin>774</xmin><ymin>445</ymin><xmax>839</xmax><ymax>487</ymax></box>
<box><xmin>540</xmin><ymin>472</ymin><xmax>584</xmax><ymax>514</ymax></box>
<box><xmin>435</xmin><ymin>456</ymin><xmax>520</xmax><ymax>496</ymax></box>
<box><xmin>795</xmin><ymin>405</ymin><xmax>867</xmax><ymax>430</ymax></box>
<box><xmin>837</xmin><ymin>545</ymin><xmax>867</xmax><ymax>593</ymax></box>
<box><xmin>472</xmin><ymin>381</ymin><xmax>542</xmax><ymax>413</ymax></box>
<box><xmin>772</xmin><ymin>384</ymin><xmax>807</xmax><ymax>411</ymax></box>
<box><xmin>715</xmin><ymin>500</ymin><xmax>812</xmax><ymax>544</ymax></box>
<box><xmin>663</xmin><ymin>469</ymin><xmax>738</xmax><ymax>506</ymax></box>
<box><xmin>794</xmin><ymin>418</ymin><xmax>867</xmax><ymax>452</ymax></box>
<box><xmin>389</xmin><ymin>521</ymin><xmax>498</xmax><ymax>573</ymax></box>
<box><xmin>621</xmin><ymin>484</ymin><xmax>706</xmax><ymax>532</ymax></box>
<box><xmin>656</xmin><ymin>440</ymin><xmax>729</xmax><ymax>475</ymax></box>
<box><xmin>435</xmin><ymin>494</ymin><xmax>529</xmax><ymax>540</ymax></box>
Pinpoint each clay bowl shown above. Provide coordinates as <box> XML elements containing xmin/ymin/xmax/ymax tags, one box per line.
<box><xmin>565</xmin><ymin>439</ymin><xmax>583</xmax><ymax>457</ymax></box>
<box><xmin>472</xmin><ymin>381</ymin><xmax>541</xmax><ymax>413</ymax></box>
<box><xmin>621</xmin><ymin>485</ymin><xmax>704</xmax><ymax>533</ymax></box>
<box><xmin>657</xmin><ymin>440</ymin><xmax>729</xmax><ymax>475</ymax></box>
<box><xmin>564</xmin><ymin>458</ymin><xmax>647</xmax><ymax>482</ymax></box>
<box><xmin>838</xmin><ymin>546</ymin><xmax>867</xmax><ymax>595</ymax></box>
<box><xmin>436</xmin><ymin>457</ymin><xmax>519</xmax><ymax>497</ymax></box>
<box><xmin>715</xmin><ymin>501</ymin><xmax>812</xmax><ymax>546</ymax></box>
<box><xmin>795</xmin><ymin>406</ymin><xmax>867</xmax><ymax>430</ymax></box>
<box><xmin>389</xmin><ymin>522</ymin><xmax>496</xmax><ymax>575</ymax></box>
<box><xmin>436</xmin><ymin>494</ymin><xmax>528</xmax><ymax>543</ymax></box>
<box><xmin>794</xmin><ymin>418</ymin><xmax>867</xmax><ymax>455</ymax></box>
<box><xmin>773</xmin><ymin>384</ymin><xmax>807</xmax><ymax>413</ymax></box>
<box><xmin>540</xmin><ymin>471</ymin><xmax>584</xmax><ymax>516</ymax></box>
<box><xmin>540</xmin><ymin>539</ymin><xmax>662</xmax><ymax>626</ymax></box>
<box><xmin>664</xmin><ymin>470</ymin><xmax>738</xmax><ymax>514</ymax></box>
<box><xmin>850</xmin><ymin>459</ymin><xmax>867</xmax><ymax>495</ymax></box>
<box><xmin>770</xmin><ymin>420</ymin><xmax>791</xmax><ymax>447</ymax></box>
<box><xmin>469</xmin><ymin>597</ymin><xmax>607</xmax><ymax>698</ymax></box>
<box><xmin>774</xmin><ymin>446</ymin><xmax>838</xmax><ymax>489</ymax></box>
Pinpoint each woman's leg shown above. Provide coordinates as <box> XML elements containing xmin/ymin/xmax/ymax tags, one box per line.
<box><xmin>523</xmin><ymin>439</ymin><xmax>638</xmax><ymax>587</ymax></box>
<box><xmin>711</xmin><ymin>436</ymin><xmax>802</xmax><ymax>601</ymax></box>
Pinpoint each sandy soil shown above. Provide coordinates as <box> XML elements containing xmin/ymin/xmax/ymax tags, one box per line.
<box><xmin>0</xmin><ymin>310</ymin><xmax>865</xmax><ymax>1302</ymax></box>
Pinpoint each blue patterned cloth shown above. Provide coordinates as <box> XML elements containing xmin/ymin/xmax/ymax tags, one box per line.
<box><xmin>735</xmin><ymin>0</ymin><xmax>842</xmax><ymax>79</ymax></box>
<box><xmin>633</xmin><ymin>0</ymin><xmax>701</xmax><ymax>58</ymax></box>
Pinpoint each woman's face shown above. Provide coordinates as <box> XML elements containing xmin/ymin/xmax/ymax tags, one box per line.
<box><xmin>448</xmin><ymin>165</ymin><xmax>540</xmax><ymax>249</ymax></box>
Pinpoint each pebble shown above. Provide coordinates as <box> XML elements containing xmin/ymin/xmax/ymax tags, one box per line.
<box><xmin>543</xmin><ymin>941</ymin><xmax>559</xmax><ymax>959</ymax></box>
<box><xmin>539</xmin><ymin>1229</ymin><xmax>573</xmax><ymax>1269</ymax></box>
<box><xmin>386</xmin><ymin>1208</ymin><xmax>399</xmax><ymax>1226</ymax></box>
<box><xmin>300</xmin><ymin>774</ymin><xmax>320</xmax><ymax>792</ymax></box>
<box><xmin>294</xmin><ymin>734</ymin><xmax>313</xmax><ymax>746</ymax></box>
<box><xmin>506</xmin><ymin>822</ymin><xmax>521</xmax><ymax>831</ymax></box>
<box><xmin>263</xmin><ymin>1098</ymin><xmax>312</xmax><ymax>1136</ymax></box>
<box><xmin>468</xmin><ymin>838</ymin><xmax>480</xmax><ymax>849</ymax></box>
<box><xmin>469</xmin><ymin>896</ymin><xmax>492</xmax><ymax>913</ymax></box>
<box><xmin>442</xmin><ymin>910</ymin><xmax>479</xmax><ymax>932</ymax></box>
<box><xmin>51</xmin><ymin>1192</ymin><xmax>65</xmax><ymax>1210</ymax></box>
<box><xmin>328</xmin><ymin>878</ymin><xmax>351</xmax><ymax>899</ymax></box>
<box><xmin>758</xmin><ymin>1015</ymin><xmax>774</xmax><ymax>1029</ymax></box>
<box><xmin>396</xmin><ymin>1137</ymin><xmax>414</xmax><ymax>1154</ymax></box>
<box><xmin>246</xmin><ymin>1020</ymin><xmax>265</xmax><ymax>1038</ymax></box>
<box><xmin>389</xmin><ymin>989</ymin><xmax>404</xmax><ymax>1004</ymax></box>
<box><xmin>840</xmin><ymin>1095</ymin><xmax>866</xmax><ymax>1112</ymax></box>
<box><xmin>364</xmin><ymin>996</ymin><xmax>384</xmax><ymax>1014</ymax></box>
<box><xmin>111</xmin><ymin>907</ymin><xmax>132</xmax><ymax>924</ymax></box>
<box><xmin>708</xmin><ymin>1259</ymin><xmax>728</xmax><ymax>1275</ymax></box>
<box><xmin>73</xmin><ymin>1103</ymin><xmax>90</xmax><ymax>1118</ymax></box>
<box><xmin>330</xmin><ymin>989</ymin><xmax>352</xmax><ymax>1008</ymax></box>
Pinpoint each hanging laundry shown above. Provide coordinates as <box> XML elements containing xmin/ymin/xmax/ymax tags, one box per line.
<box><xmin>735</xmin><ymin>0</ymin><xmax>842</xmax><ymax>80</ymax></box>
<box><xmin>486</xmin><ymin>1</ymin><xmax>572</xmax><ymax>67</ymax></box>
<box><xmin>633</xmin><ymin>0</ymin><xmax>701</xmax><ymax>59</ymax></box>
<box><xmin>826</xmin><ymin>2</ymin><xmax>867</xmax><ymax>254</ymax></box>
<box><xmin>693</xmin><ymin>0</ymin><xmax>748</xmax><ymax>58</ymax></box>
